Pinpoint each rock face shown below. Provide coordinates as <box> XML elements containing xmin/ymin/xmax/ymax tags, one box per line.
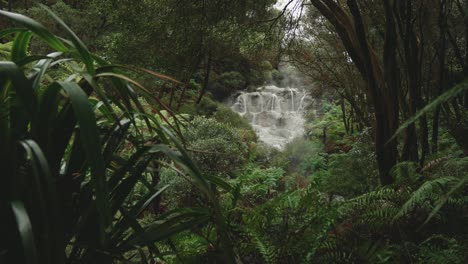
<box><xmin>230</xmin><ymin>85</ymin><xmax>311</xmax><ymax>149</ymax></box>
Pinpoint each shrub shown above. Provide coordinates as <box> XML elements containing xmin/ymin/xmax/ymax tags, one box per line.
<box><xmin>159</xmin><ymin>164</ymin><xmax>198</xmax><ymax>209</ymax></box>
<box><xmin>213</xmin><ymin>104</ymin><xmax>252</xmax><ymax>131</ymax></box>
<box><xmin>209</xmin><ymin>71</ymin><xmax>246</xmax><ymax>100</ymax></box>
<box><xmin>234</xmin><ymin>166</ymin><xmax>285</xmax><ymax>202</ymax></box>
<box><xmin>184</xmin><ymin>116</ymin><xmax>250</xmax><ymax>177</ymax></box>
<box><xmin>274</xmin><ymin>137</ymin><xmax>325</xmax><ymax>177</ymax></box>
<box><xmin>318</xmin><ymin>131</ymin><xmax>379</xmax><ymax>198</ymax></box>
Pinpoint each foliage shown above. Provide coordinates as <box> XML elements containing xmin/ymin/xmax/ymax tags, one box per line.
<box><xmin>209</xmin><ymin>71</ymin><xmax>246</xmax><ymax>100</ymax></box>
<box><xmin>213</xmin><ymin>103</ymin><xmax>254</xmax><ymax>131</ymax></box>
<box><xmin>319</xmin><ymin>132</ymin><xmax>379</xmax><ymax>198</ymax></box>
<box><xmin>2</xmin><ymin>2</ymin><xmax>468</xmax><ymax>263</ymax></box>
<box><xmin>233</xmin><ymin>166</ymin><xmax>285</xmax><ymax>203</ymax></box>
<box><xmin>307</xmin><ymin>102</ymin><xmax>346</xmax><ymax>142</ymax></box>
<box><xmin>22</xmin><ymin>1</ymin><xmax>101</xmax><ymax>53</ymax></box>
<box><xmin>416</xmin><ymin>235</ymin><xmax>467</xmax><ymax>264</ymax></box>
<box><xmin>278</xmin><ymin>137</ymin><xmax>325</xmax><ymax>176</ymax></box>
<box><xmin>184</xmin><ymin>116</ymin><xmax>250</xmax><ymax>178</ymax></box>
<box><xmin>239</xmin><ymin>185</ymin><xmax>338</xmax><ymax>263</ymax></box>
<box><xmin>0</xmin><ymin>9</ymin><xmax>235</xmax><ymax>264</ymax></box>
<box><xmin>158</xmin><ymin>164</ymin><xmax>199</xmax><ymax>210</ymax></box>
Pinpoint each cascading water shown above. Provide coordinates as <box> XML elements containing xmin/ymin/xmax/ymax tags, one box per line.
<box><xmin>231</xmin><ymin>85</ymin><xmax>311</xmax><ymax>149</ymax></box>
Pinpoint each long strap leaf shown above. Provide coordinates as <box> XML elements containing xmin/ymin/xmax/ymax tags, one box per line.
<box><xmin>40</xmin><ymin>4</ymin><xmax>94</xmax><ymax>75</ymax></box>
<box><xmin>0</xmin><ymin>10</ymin><xmax>67</xmax><ymax>52</ymax></box>
<box><xmin>54</xmin><ymin>81</ymin><xmax>110</xmax><ymax>240</ymax></box>
<box><xmin>0</xmin><ymin>61</ymin><xmax>37</xmax><ymax>119</ymax></box>
<box><xmin>11</xmin><ymin>201</ymin><xmax>38</xmax><ymax>264</ymax></box>
<box><xmin>11</xmin><ymin>31</ymin><xmax>32</xmax><ymax>63</ymax></box>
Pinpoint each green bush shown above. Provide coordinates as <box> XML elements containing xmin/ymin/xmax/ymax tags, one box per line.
<box><xmin>274</xmin><ymin>137</ymin><xmax>325</xmax><ymax>177</ymax></box>
<box><xmin>233</xmin><ymin>166</ymin><xmax>285</xmax><ymax>203</ymax></box>
<box><xmin>416</xmin><ymin>235</ymin><xmax>467</xmax><ymax>263</ymax></box>
<box><xmin>159</xmin><ymin>164</ymin><xmax>198</xmax><ymax>209</ymax></box>
<box><xmin>318</xmin><ymin>131</ymin><xmax>379</xmax><ymax>198</ymax></box>
<box><xmin>308</xmin><ymin>102</ymin><xmax>347</xmax><ymax>143</ymax></box>
<box><xmin>24</xmin><ymin>1</ymin><xmax>101</xmax><ymax>52</ymax></box>
<box><xmin>239</xmin><ymin>185</ymin><xmax>336</xmax><ymax>263</ymax></box>
<box><xmin>209</xmin><ymin>71</ymin><xmax>246</xmax><ymax>100</ymax></box>
<box><xmin>184</xmin><ymin>116</ymin><xmax>250</xmax><ymax>177</ymax></box>
<box><xmin>271</xmin><ymin>69</ymin><xmax>284</xmax><ymax>85</ymax></box>
<box><xmin>213</xmin><ymin>104</ymin><xmax>252</xmax><ymax>130</ymax></box>
<box><xmin>179</xmin><ymin>95</ymin><xmax>219</xmax><ymax>116</ymax></box>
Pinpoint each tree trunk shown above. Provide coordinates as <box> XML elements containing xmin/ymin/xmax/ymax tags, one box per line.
<box><xmin>177</xmin><ymin>80</ymin><xmax>189</xmax><ymax>111</ymax></box>
<box><xmin>340</xmin><ymin>99</ymin><xmax>350</xmax><ymax>134</ymax></box>
<box><xmin>432</xmin><ymin>0</ymin><xmax>448</xmax><ymax>153</ymax></box>
<box><xmin>196</xmin><ymin>51</ymin><xmax>212</xmax><ymax>104</ymax></box>
<box><xmin>168</xmin><ymin>83</ymin><xmax>175</xmax><ymax>108</ymax></box>
<box><xmin>349</xmin><ymin>0</ymin><xmax>399</xmax><ymax>185</ymax></box>
<box><xmin>310</xmin><ymin>0</ymin><xmax>399</xmax><ymax>185</ymax></box>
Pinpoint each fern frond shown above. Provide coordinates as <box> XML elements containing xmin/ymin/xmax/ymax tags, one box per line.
<box><xmin>249</xmin><ymin>230</ymin><xmax>277</xmax><ymax>264</ymax></box>
<box><xmin>421</xmin><ymin>157</ymin><xmax>449</xmax><ymax>176</ymax></box>
<box><xmin>394</xmin><ymin>176</ymin><xmax>459</xmax><ymax>221</ymax></box>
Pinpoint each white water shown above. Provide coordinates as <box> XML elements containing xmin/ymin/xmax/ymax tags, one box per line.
<box><xmin>231</xmin><ymin>85</ymin><xmax>311</xmax><ymax>149</ymax></box>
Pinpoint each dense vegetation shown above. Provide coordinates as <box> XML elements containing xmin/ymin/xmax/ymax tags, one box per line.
<box><xmin>1</xmin><ymin>0</ymin><xmax>467</xmax><ymax>263</ymax></box>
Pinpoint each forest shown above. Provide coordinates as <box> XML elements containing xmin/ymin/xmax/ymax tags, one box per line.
<box><xmin>0</xmin><ymin>0</ymin><xmax>467</xmax><ymax>263</ymax></box>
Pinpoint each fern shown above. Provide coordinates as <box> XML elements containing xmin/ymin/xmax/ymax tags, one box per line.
<box><xmin>394</xmin><ymin>176</ymin><xmax>459</xmax><ymax>221</ymax></box>
<box><xmin>421</xmin><ymin>157</ymin><xmax>449</xmax><ymax>176</ymax></box>
<box><xmin>391</xmin><ymin>78</ymin><xmax>468</xmax><ymax>141</ymax></box>
<box><xmin>249</xmin><ymin>230</ymin><xmax>277</xmax><ymax>264</ymax></box>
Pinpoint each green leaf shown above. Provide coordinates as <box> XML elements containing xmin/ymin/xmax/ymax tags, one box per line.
<box><xmin>11</xmin><ymin>201</ymin><xmax>38</xmax><ymax>264</ymax></box>
<box><xmin>11</xmin><ymin>31</ymin><xmax>32</xmax><ymax>63</ymax></box>
<box><xmin>0</xmin><ymin>10</ymin><xmax>67</xmax><ymax>52</ymax></box>
<box><xmin>394</xmin><ymin>177</ymin><xmax>458</xmax><ymax>221</ymax></box>
<box><xmin>0</xmin><ymin>61</ymin><xmax>37</xmax><ymax>119</ymax></box>
<box><xmin>133</xmin><ymin>185</ymin><xmax>170</xmax><ymax>217</ymax></box>
<box><xmin>122</xmin><ymin>208</ymin><xmax>210</xmax><ymax>248</ymax></box>
<box><xmin>20</xmin><ymin>139</ymin><xmax>63</xmax><ymax>264</ymax></box>
<box><xmin>31</xmin><ymin>52</ymin><xmax>62</xmax><ymax>90</ymax></box>
<box><xmin>0</xmin><ymin>28</ymin><xmax>27</xmax><ymax>39</ymax></box>
<box><xmin>40</xmin><ymin>4</ymin><xmax>94</xmax><ymax>74</ymax></box>
<box><xmin>390</xmin><ymin>79</ymin><xmax>468</xmax><ymax>142</ymax></box>
<box><xmin>55</xmin><ymin>81</ymin><xmax>110</xmax><ymax>238</ymax></box>
<box><xmin>422</xmin><ymin>176</ymin><xmax>467</xmax><ymax>227</ymax></box>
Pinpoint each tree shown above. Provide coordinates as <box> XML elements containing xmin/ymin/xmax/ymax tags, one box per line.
<box><xmin>301</xmin><ymin>0</ymin><xmax>468</xmax><ymax>184</ymax></box>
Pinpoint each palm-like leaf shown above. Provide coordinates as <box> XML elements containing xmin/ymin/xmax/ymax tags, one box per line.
<box><xmin>0</xmin><ymin>8</ymin><xmax>233</xmax><ymax>264</ymax></box>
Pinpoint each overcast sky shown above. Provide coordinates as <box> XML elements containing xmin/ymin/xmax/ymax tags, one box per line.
<box><xmin>274</xmin><ymin>0</ymin><xmax>304</xmax><ymax>18</ymax></box>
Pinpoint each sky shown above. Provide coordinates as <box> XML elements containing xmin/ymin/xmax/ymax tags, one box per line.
<box><xmin>274</xmin><ymin>0</ymin><xmax>303</xmax><ymax>17</ymax></box>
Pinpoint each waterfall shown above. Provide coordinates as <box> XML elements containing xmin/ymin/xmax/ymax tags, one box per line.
<box><xmin>231</xmin><ymin>85</ymin><xmax>311</xmax><ymax>149</ymax></box>
<box><xmin>289</xmin><ymin>88</ymin><xmax>295</xmax><ymax>111</ymax></box>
